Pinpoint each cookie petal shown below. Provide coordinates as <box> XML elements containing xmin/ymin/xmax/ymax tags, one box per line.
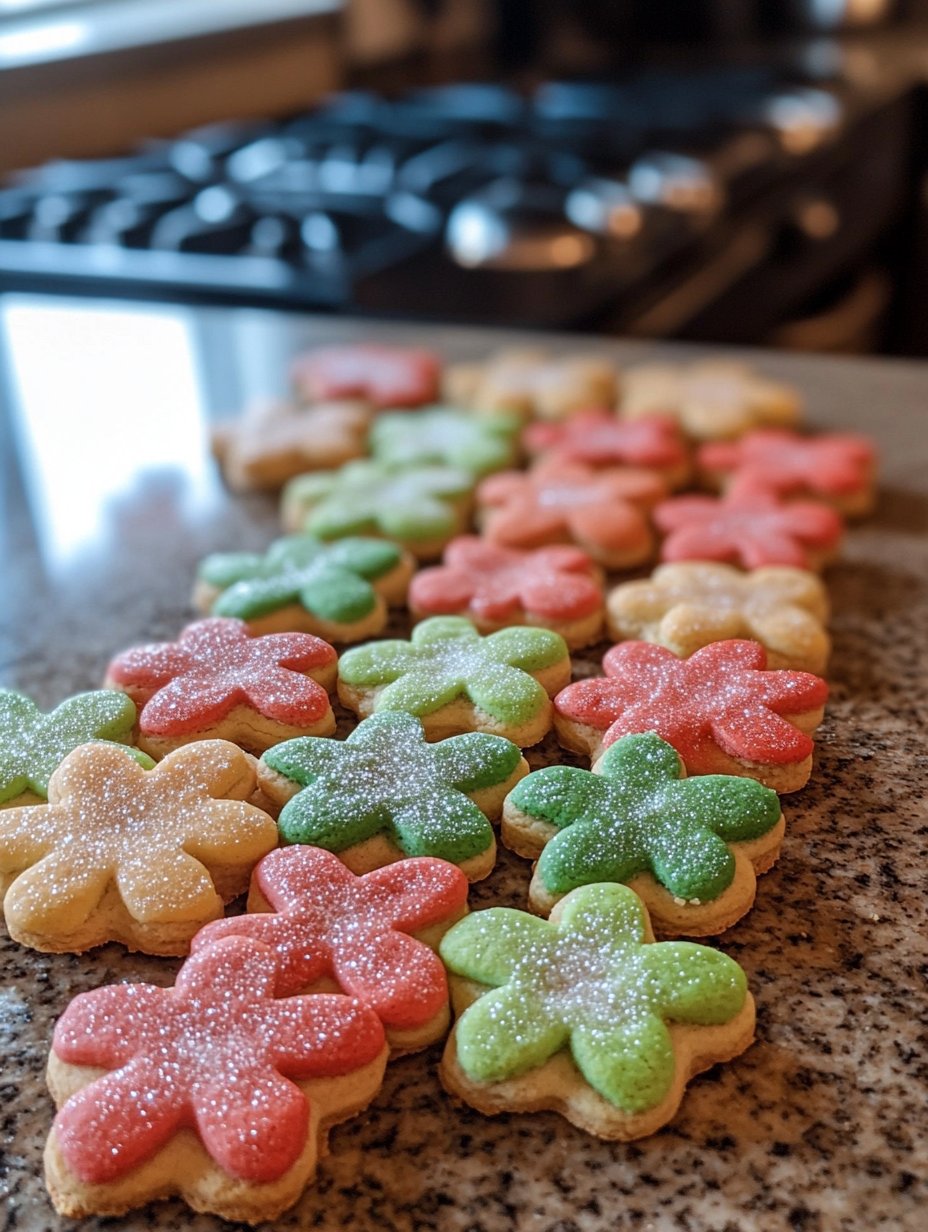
<box><xmin>193</xmin><ymin>1069</ymin><xmax>308</xmax><ymax>1183</ymax></box>
<box><xmin>55</xmin><ymin>1058</ymin><xmax>187</xmax><ymax>1183</ymax></box>
<box><xmin>391</xmin><ymin>792</ymin><xmax>494</xmax><ymax>865</ymax></box>
<box><xmin>455</xmin><ymin>985</ymin><xmax>567</xmax><ymax>1083</ymax></box>
<box><xmin>643</xmin><ymin>941</ymin><xmax>748</xmax><ymax>1024</ymax></box>
<box><xmin>665</xmin><ymin>776</ymin><xmax>781</xmax><ymax>843</ymax></box>
<box><xmin>441</xmin><ymin>908</ymin><xmax>556</xmax><ymax>986</ymax></box>
<box><xmin>431</xmin><ymin>732</ymin><xmax>523</xmax><ymax>793</ymax></box>
<box><xmin>332</xmin><ymin>928</ymin><xmax>448</xmax><ymax>1029</ymax></box>
<box><xmin>570</xmin><ymin>1012</ymin><xmax>675</xmax><ymax>1114</ymax></box>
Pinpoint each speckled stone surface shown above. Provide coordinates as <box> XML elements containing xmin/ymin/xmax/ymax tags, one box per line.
<box><xmin>1</xmin><ymin>301</ymin><xmax>926</xmax><ymax>1232</ymax></box>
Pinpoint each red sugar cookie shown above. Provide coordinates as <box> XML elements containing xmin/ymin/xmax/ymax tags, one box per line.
<box><xmin>478</xmin><ymin>462</ymin><xmax>665</xmax><ymax>569</ymax></box>
<box><xmin>44</xmin><ymin>935</ymin><xmax>388</xmax><ymax>1222</ymax></box>
<box><xmin>654</xmin><ymin>486</ymin><xmax>843</xmax><ymax>571</ymax></box>
<box><xmin>104</xmin><ymin>617</ymin><xmax>337</xmax><ymax>757</ymax></box>
<box><xmin>194</xmin><ymin>845</ymin><xmax>468</xmax><ymax>1053</ymax></box>
<box><xmin>524</xmin><ymin>411</ymin><xmax>690</xmax><ymax>489</ymax></box>
<box><xmin>554</xmin><ymin>638</ymin><xmax>828</xmax><ymax>792</ymax></box>
<box><xmin>698</xmin><ymin>428</ymin><xmax>876</xmax><ymax>517</ymax></box>
<box><xmin>290</xmin><ymin>344</ymin><xmax>440</xmax><ymax>408</ymax></box>
<box><xmin>409</xmin><ymin>537</ymin><xmax>605</xmax><ymax>648</ymax></box>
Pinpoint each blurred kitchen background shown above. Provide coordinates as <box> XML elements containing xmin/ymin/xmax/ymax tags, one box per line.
<box><xmin>4</xmin><ymin>0</ymin><xmax>928</xmax><ymax>354</ymax></box>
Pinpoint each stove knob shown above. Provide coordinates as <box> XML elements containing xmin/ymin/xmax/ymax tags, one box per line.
<box><xmin>776</xmin><ymin>195</ymin><xmax>842</xmax><ymax>258</ymax></box>
<box><xmin>792</xmin><ymin>197</ymin><xmax>841</xmax><ymax>241</ymax></box>
<box><xmin>628</xmin><ymin>154</ymin><xmax>723</xmax><ymax>220</ymax></box>
<box><xmin>565</xmin><ymin>178</ymin><xmax>643</xmax><ymax>239</ymax></box>
<box><xmin>760</xmin><ymin>88</ymin><xmax>842</xmax><ymax>155</ymax></box>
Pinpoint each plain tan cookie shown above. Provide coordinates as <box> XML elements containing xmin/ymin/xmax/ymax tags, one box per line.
<box><xmin>444</xmin><ymin>348</ymin><xmax>620</xmax><ymax>421</ymax></box>
<box><xmin>211</xmin><ymin>399</ymin><xmax>372</xmax><ymax>492</ymax></box>
<box><xmin>0</xmin><ymin>740</ymin><xmax>277</xmax><ymax>954</ymax></box>
<box><xmin>620</xmin><ymin>359</ymin><xmax>801</xmax><ymax>441</ymax></box>
<box><xmin>606</xmin><ymin>562</ymin><xmax>831</xmax><ymax>673</ymax></box>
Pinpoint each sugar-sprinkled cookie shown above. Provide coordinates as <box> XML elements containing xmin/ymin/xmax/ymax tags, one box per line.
<box><xmin>194</xmin><ymin>534</ymin><xmax>413</xmax><ymax>643</ymax></box>
<box><xmin>258</xmin><ymin>712</ymin><xmax>529</xmax><ymax>880</ymax></box>
<box><xmin>621</xmin><ymin>359</ymin><xmax>801</xmax><ymax>440</ymax></box>
<box><xmin>194</xmin><ymin>845</ymin><xmax>469</xmax><ymax>1053</ymax></box>
<box><xmin>337</xmin><ymin>617</ymin><xmax>571</xmax><ymax>747</ymax></box>
<box><xmin>410</xmin><ymin>537</ymin><xmax>605</xmax><ymax>649</ymax></box>
<box><xmin>369</xmin><ymin>406</ymin><xmax>521</xmax><ymax>477</ymax></box>
<box><xmin>477</xmin><ymin>462</ymin><xmax>664</xmax><ymax>569</ymax></box>
<box><xmin>698</xmin><ymin>427</ymin><xmax>877</xmax><ymax>517</ymax></box>
<box><xmin>554</xmin><ymin>639</ymin><xmax>828</xmax><ymax>792</ymax></box>
<box><xmin>211</xmin><ymin>399</ymin><xmax>371</xmax><ymax>492</ymax></box>
<box><xmin>291</xmin><ymin>342</ymin><xmax>440</xmax><ymax>408</ymax></box>
<box><xmin>0</xmin><ymin>740</ymin><xmax>277</xmax><ymax>954</ymax></box>
<box><xmin>439</xmin><ymin>882</ymin><xmax>755</xmax><ymax>1139</ymax></box>
<box><xmin>0</xmin><ymin>688</ymin><xmax>152</xmax><ymax>808</ymax></box>
<box><xmin>654</xmin><ymin>485</ymin><xmax>843</xmax><ymax>571</ymax></box>
<box><xmin>44</xmin><ymin>935</ymin><xmax>388</xmax><ymax>1223</ymax></box>
<box><xmin>281</xmin><ymin>461</ymin><xmax>474</xmax><ymax>561</ymax></box>
<box><xmin>606</xmin><ymin>562</ymin><xmax>830</xmax><ymax>673</ymax></box>
<box><xmin>104</xmin><ymin>617</ymin><xmax>338</xmax><ymax>758</ymax></box>
<box><xmin>444</xmin><ymin>348</ymin><xmax>619</xmax><ymax>421</ymax></box>
<box><xmin>503</xmin><ymin>732</ymin><xmax>784</xmax><ymax>933</ymax></box>
<box><xmin>524</xmin><ymin>410</ymin><xmax>690</xmax><ymax>489</ymax></box>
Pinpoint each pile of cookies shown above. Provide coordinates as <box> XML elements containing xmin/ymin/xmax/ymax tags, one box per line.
<box><xmin>0</xmin><ymin>343</ymin><xmax>877</xmax><ymax>1224</ymax></box>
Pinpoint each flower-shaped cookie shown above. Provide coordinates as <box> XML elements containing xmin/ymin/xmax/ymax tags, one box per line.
<box><xmin>338</xmin><ymin>617</ymin><xmax>570</xmax><ymax>746</ymax></box>
<box><xmin>194</xmin><ymin>534</ymin><xmax>412</xmax><ymax>643</ymax></box>
<box><xmin>0</xmin><ymin>688</ymin><xmax>151</xmax><ymax>806</ymax></box>
<box><xmin>194</xmin><ymin>845</ymin><xmax>468</xmax><ymax>1052</ymax></box>
<box><xmin>524</xmin><ymin>411</ymin><xmax>690</xmax><ymax>489</ymax></box>
<box><xmin>654</xmin><ymin>487</ymin><xmax>843</xmax><ymax>571</ymax></box>
<box><xmin>105</xmin><ymin>617</ymin><xmax>338</xmax><ymax>757</ymax></box>
<box><xmin>439</xmin><ymin>882</ymin><xmax>754</xmax><ymax>1139</ymax></box>
<box><xmin>606</xmin><ymin>562</ymin><xmax>830</xmax><ymax>673</ymax></box>
<box><xmin>290</xmin><ymin>342</ymin><xmax>440</xmax><ymax>408</ymax></box>
<box><xmin>211</xmin><ymin>399</ymin><xmax>371</xmax><ymax>492</ymax></box>
<box><xmin>369</xmin><ymin>407</ymin><xmax>521</xmax><ymax>477</ymax></box>
<box><xmin>258</xmin><ymin>712</ymin><xmax>528</xmax><ymax>879</ymax></box>
<box><xmin>444</xmin><ymin>348</ymin><xmax>619</xmax><ymax>421</ymax></box>
<box><xmin>0</xmin><ymin>740</ymin><xmax>277</xmax><ymax>953</ymax></box>
<box><xmin>503</xmin><ymin>732</ymin><xmax>784</xmax><ymax>933</ymax></box>
<box><xmin>410</xmin><ymin>537</ymin><xmax>605</xmax><ymax>649</ymax></box>
<box><xmin>554</xmin><ymin>639</ymin><xmax>828</xmax><ymax>792</ymax></box>
<box><xmin>621</xmin><ymin>359</ymin><xmax>801</xmax><ymax>440</ymax></box>
<box><xmin>477</xmin><ymin>462</ymin><xmax>664</xmax><ymax>569</ymax></box>
<box><xmin>282</xmin><ymin>461</ymin><xmax>474</xmax><ymax>560</ymax></box>
<box><xmin>45</xmin><ymin>936</ymin><xmax>387</xmax><ymax>1222</ymax></box>
<box><xmin>698</xmin><ymin>428</ymin><xmax>877</xmax><ymax>516</ymax></box>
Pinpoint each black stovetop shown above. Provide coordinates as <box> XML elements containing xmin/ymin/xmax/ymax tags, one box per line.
<box><xmin>0</xmin><ymin>65</ymin><xmax>857</xmax><ymax>328</ymax></box>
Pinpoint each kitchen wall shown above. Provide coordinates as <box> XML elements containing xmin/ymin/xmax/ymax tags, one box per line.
<box><xmin>0</xmin><ymin>5</ymin><xmax>344</xmax><ymax>174</ymax></box>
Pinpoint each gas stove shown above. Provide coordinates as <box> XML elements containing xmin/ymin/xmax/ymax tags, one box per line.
<box><xmin>0</xmin><ymin>65</ymin><xmax>908</xmax><ymax>339</ymax></box>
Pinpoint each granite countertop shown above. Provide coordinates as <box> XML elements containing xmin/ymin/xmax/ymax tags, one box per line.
<box><xmin>1</xmin><ymin>300</ymin><xmax>926</xmax><ymax>1232</ymax></box>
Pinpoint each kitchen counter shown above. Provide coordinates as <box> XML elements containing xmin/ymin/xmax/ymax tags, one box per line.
<box><xmin>1</xmin><ymin>297</ymin><xmax>926</xmax><ymax>1232</ymax></box>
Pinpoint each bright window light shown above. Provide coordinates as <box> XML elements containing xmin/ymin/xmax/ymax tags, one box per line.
<box><xmin>2</xmin><ymin>299</ymin><xmax>216</xmax><ymax>567</ymax></box>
